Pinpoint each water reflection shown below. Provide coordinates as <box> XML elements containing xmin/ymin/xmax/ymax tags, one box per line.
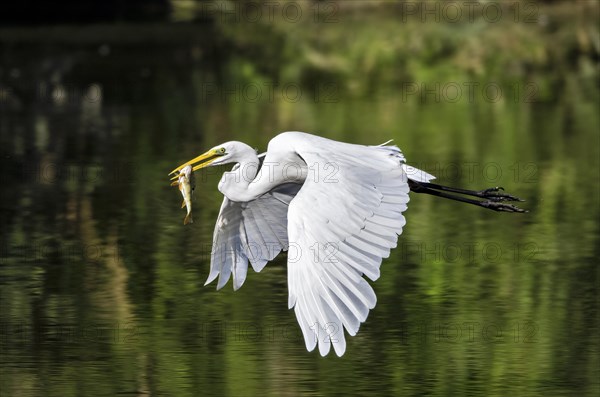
<box><xmin>1</xmin><ymin>3</ymin><xmax>599</xmax><ymax>396</ymax></box>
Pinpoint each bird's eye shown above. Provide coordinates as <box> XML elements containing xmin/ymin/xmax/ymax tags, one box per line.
<box><xmin>219</xmin><ymin>148</ymin><xmax>226</xmax><ymax>154</ymax></box>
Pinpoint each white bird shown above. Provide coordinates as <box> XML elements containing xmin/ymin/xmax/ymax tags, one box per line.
<box><xmin>169</xmin><ymin>131</ymin><xmax>525</xmax><ymax>357</ymax></box>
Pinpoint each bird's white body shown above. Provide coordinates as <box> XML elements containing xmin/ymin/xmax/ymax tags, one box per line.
<box><xmin>172</xmin><ymin>131</ymin><xmax>436</xmax><ymax>356</ymax></box>
<box><xmin>218</xmin><ymin>132</ymin><xmax>432</xmax><ymax>202</ymax></box>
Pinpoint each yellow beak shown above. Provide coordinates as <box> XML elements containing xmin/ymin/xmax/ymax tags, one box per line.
<box><xmin>168</xmin><ymin>149</ymin><xmax>221</xmax><ymax>180</ymax></box>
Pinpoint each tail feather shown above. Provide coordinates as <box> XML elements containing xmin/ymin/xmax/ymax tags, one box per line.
<box><xmin>402</xmin><ymin>164</ymin><xmax>436</xmax><ymax>182</ymax></box>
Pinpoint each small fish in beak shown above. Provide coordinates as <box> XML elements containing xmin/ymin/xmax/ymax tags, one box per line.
<box><xmin>170</xmin><ymin>165</ymin><xmax>195</xmax><ymax>225</ymax></box>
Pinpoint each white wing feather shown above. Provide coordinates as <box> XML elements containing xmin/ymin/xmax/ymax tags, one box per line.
<box><xmin>206</xmin><ymin>183</ymin><xmax>301</xmax><ymax>290</ymax></box>
<box><xmin>283</xmin><ymin>133</ymin><xmax>415</xmax><ymax>356</ymax></box>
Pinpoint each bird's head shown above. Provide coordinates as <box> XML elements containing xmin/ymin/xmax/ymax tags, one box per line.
<box><xmin>169</xmin><ymin>141</ymin><xmax>255</xmax><ymax>178</ymax></box>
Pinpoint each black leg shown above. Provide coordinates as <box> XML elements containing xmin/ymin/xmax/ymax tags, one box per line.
<box><xmin>409</xmin><ymin>180</ymin><xmax>528</xmax><ymax>213</ymax></box>
<box><xmin>416</xmin><ymin>182</ymin><xmax>524</xmax><ymax>202</ymax></box>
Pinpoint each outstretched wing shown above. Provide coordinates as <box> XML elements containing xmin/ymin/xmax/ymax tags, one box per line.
<box><xmin>286</xmin><ymin>136</ymin><xmax>413</xmax><ymax>357</ymax></box>
<box><xmin>205</xmin><ymin>182</ymin><xmax>301</xmax><ymax>290</ymax></box>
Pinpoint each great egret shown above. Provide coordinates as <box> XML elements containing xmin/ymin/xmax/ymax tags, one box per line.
<box><xmin>169</xmin><ymin>131</ymin><xmax>526</xmax><ymax>356</ymax></box>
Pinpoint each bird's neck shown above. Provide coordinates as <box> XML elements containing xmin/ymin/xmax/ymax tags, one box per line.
<box><xmin>218</xmin><ymin>151</ymin><xmax>266</xmax><ymax>202</ymax></box>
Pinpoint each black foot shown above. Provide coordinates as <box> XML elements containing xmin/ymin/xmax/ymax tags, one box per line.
<box><xmin>481</xmin><ymin>201</ymin><xmax>528</xmax><ymax>213</ymax></box>
<box><xmin>408</xmin><ymin>181</ymin><xmax>529</xmax><ymax>213</ymax></box>
<box><xmin>477</xmin><ymin>187</ymin><xmax>524</xmax><ymax>202</ymax></box>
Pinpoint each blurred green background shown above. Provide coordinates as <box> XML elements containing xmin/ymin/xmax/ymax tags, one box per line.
<box><xmin>1</xmin><ymin>1</ymin><xmax>598</xmax><ymax>396</ymax></box>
